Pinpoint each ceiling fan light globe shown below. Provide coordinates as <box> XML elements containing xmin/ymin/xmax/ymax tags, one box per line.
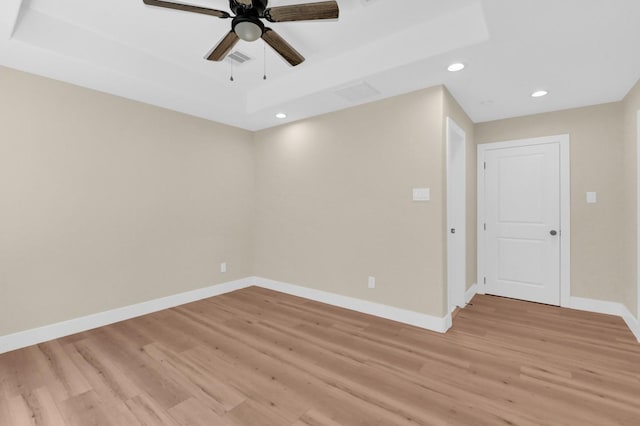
<box><xmin>235</xmin><ymin>21</ymin><xmax>263</xmax><ymax>42</ymax></box>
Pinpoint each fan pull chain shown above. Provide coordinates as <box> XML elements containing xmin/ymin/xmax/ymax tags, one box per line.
<box><xmin>230</xmin><ymin>61</ymin><xmax>234</xmax><ymax>82</ymax></box>
<box><xmin>263</xmin><ymin>43</ymin><xmax>267</xmax><ymax>81</ymax></box>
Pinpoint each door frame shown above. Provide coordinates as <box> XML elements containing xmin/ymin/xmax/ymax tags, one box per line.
<box><xmin>446</xmin><ymin>117</ymin><xmax>466</xmax><ymax>313</ymax></box>
<box><xmin>637</xmin><ymin>110</ymin><xmax>640</xmax><ymax>320</ymax></box>
<box><xmin>477</xmin><ymin>134</ymin><xmax>571</xmax><ymax>307</ymax></box>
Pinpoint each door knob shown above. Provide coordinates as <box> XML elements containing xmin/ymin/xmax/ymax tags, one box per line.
<box><xmin>450</xmin><ymin>228</ymin><xmax>456</xmax><ymax>234</ymax></box>
<box><xmin>550</xmin><ymin>230</ymin><xmax>558</xmax><ymax>236</ymax></box>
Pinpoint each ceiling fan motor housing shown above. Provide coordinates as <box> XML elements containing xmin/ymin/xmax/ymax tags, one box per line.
<box><xmin>230</xmin><ymin>0</ymin><xmax>269</xmax><ymax>16</ymax></box>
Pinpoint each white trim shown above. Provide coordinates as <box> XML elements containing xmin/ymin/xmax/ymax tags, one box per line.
<box><xmin>637</xmin><ymin>109</ymin><xmax>640</xmax><ymax>320</ymax></box>
<box><xmin>465</xmin><ymin>283</ymin><xmax>479</xmax><ymax>305</ymax></box>
<box><xmin>559</xmin><ymin>138</ymin><xmax>572</xmax><ymax>306</ymax></box>
<box><xmin>476</xmin><ymin>145</ymin><xmax>485</xmax><ymax>297</ymax></box>
<box><xmin>568</xmin><ymin>297</ymin><xmax>640</xmax><ymax>343</ymax></box>
<box><xmin>2</xmin><ymin>277</ymin><xmax>638</xmax><ymax>354</ymax></box>
<box><xmin>0</xmin><ymin>277</ymin><xmax>254</xmax><ymax>354</ymax></box>
<box><xmin>254</xmin><ymin>277</ymin><xmax>452</xmax><ymax>333</ymax></box>
<box><xmin>477</xmin><ymin>135</ymin><xmax>571</xmax><ymax>307</ymax></box>
<box><xmin>446</xmin><ymin>117</ymin><xmax>467</xmax><ymax>312</ymax></box>
<box><xmin>567</xmin><ymin>296</ymin><xmax>623</xmax><ymax>316</ymax></box>
<box><xmin>621</xmin><ymin>308</ymin><xmax>640</xmax><ymax>343</ymax></box>
<box><xmin>0</xmin><ymin>276</ymin><xmax>452</xmax><ymax>354</ymax></box>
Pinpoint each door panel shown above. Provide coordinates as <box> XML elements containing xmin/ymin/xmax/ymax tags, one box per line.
<box><xmin>485</xmin><ymin>143</ymin><xmax>560</xmax><ymax>305</ymax></box>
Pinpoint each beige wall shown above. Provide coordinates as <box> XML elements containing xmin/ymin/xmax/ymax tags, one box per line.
<box><xmin>443</xmin><ymin>89</ymin><xmax>477</xmax><ymax>292</ymax></box>
<box><xmin>0</xmin><ymin>66</ymin><xmax>255</xmax><ymax>336</ymax></box>
<box><xmin>3</xmin><ymin>61</ymin><xmax>638</xmax><ymax>338</ymax></box>
<box><xmin>476</xmin><ymin>103</ymin><xmax>627</xmax><ymax>304</ymax></box>
<box><xmin>253</xmin><ymin>87</ymin><xmax>449</xmax><ymax>317</ymax></box>
<box><xmin>622</xmin><ymin>79</ymin><xmax>640</xmax><ymax>316</ymax></box>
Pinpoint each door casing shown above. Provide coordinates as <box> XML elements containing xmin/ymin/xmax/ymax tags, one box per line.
<box><xmin>477</xmin><ymin>135</ymin><xmax>571</xmax><ymax>307</ymax></box>
<box><xmin>637</xmin><ymin>110</ymin><xmax>640</xmax><ymax>320</ymax></box>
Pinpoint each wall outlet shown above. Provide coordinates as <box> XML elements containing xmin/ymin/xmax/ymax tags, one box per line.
<box><xmin>220</xmin><ymin>262</ymin><xmax>227</xmax><ymax>273</ymax></box>
<box><xmin>368</xmin><ymin>276</ymin><xmax>376</xmax><ymax>289</ymax></box>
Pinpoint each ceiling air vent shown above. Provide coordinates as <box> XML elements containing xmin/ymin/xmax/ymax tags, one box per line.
<box><xmin>226</xmin><ymin>50</ymin><xmax>252</xmax><ymax>65</ymax></box>
<box><xmin>333</xmin><ymin>81</ymin><xmax>381</xmax><ymax>103</ymax></box>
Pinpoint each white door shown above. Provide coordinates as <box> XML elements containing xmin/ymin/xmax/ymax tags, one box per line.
<box><xmin>446</xmin><ymin>118</ymin><xmax>466</xmax><ymax>312</ymax></box>
<box><xmin>483</xmin><ymin>143</ymin><xmax>561</xmax><ymax>305</ymax></box>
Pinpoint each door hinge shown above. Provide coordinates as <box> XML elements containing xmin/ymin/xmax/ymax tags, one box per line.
<box><xmin>483</xmin><ymin>277</ymin><xmax>486</xmax><ymax>285</ymax></box>
<box><xmin>483</xmin><ymin>161</ymin><xmax>486</xmax><ymax>170</ymax></box>
<box><xmin>484</xmin><ymin>223</ymin><xmax>487</xmax><ymax>231</ymax></box>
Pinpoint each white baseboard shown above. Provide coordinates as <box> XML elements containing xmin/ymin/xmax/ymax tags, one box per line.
<box><xmin>465</xmin><ymin>283</ymin><xmax>478</xmax><ymax>305</ymax></box>
<box><xmin>254</xmin><ymin>277</ymin><xmax>452</xmax><ymax>333</ymax></box>
<box><xmin>567</xmin><ymin>296</ymin><xmax>622</xmax><ymax>316</ymax></box>
<box><xmin>460</xmin><ymin>290</ymin><xmax>639</xmax><ymax>343</ymax></box>
<box><xmin>4</xmin><ymin>278</ymin><xmax>636</xmax><ymax>355</ymax></box>
<box><xmin>0</xmin><ymin>277</ymin><xmax>254</xmax><ymax>355</ymax></box>
<box><xmin>0</xmin><ymin>276</ymin><xmax>452</xmax><ymax>355</ymax></box>
<box><xmin>621</xmin><ymin>308</ymin><xmax>640</xmax><ymax>343</ymax></box>
<box><xmin>567</xmin><ymin>297</ymin><xmax>640</xmax><ymax>343</ymax></box>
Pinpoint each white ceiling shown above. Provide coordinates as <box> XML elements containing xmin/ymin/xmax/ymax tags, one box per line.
<box><xmin>1</xmin><ymin>0</ymin><xmax>639</xmax><ymax>131</ymax></box>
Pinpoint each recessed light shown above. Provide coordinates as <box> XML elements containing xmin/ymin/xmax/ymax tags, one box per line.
<box><xmin>447</xmin><ymin>63</ymin><xmax>465</xmax><ymax>72</ymax></box>
<box><xmin>275</xmin><ymin>113</ymin><xmax>287</xmax><ymax>119</ymax></box>
<box><xmin>531</xmin><ymin>90</ymin><xmax>549</xmax><ymax>98</ymax></box>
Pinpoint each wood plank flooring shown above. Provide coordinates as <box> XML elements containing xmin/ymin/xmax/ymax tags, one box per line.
<box><xmin>1</xmin><ymin>287</ymin><xmax>639</xmax><ymax>425</ymax></box>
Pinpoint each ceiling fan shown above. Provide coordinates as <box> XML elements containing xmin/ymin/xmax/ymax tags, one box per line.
<box><xmin>142</xmin><ymin>0</ymin><xmax>340</xmax><ymax>67</ymax></box>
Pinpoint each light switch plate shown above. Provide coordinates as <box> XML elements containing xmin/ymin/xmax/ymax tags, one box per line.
<box><xmin>586</xmin><ymin>192</ymin><xmax>597</xmax><ymax>204</ymax></box>
<box><xmin>413</xmin><ymin>188</ymin><xmax>430</xmax><ymax>202</ymax></box>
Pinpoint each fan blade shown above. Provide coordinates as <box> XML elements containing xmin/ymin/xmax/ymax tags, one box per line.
<box><xmin>262</xmin><ymin>28</ymin><xmax>305</xmax><ymax>66</ymax></box>
<box><xmin>206</xmin><ymin>31</ymin><xmax>240</xmax><ymax>61</ymax></box>
<box><xmin>264</xmin><ymin>1</ymin><xmax>339</xmax><ymax>22</ymax></box>
<box><xmin>143</xmin><ymin>0</ymin><xmax>230</xmax><ymax>19</ymax></box>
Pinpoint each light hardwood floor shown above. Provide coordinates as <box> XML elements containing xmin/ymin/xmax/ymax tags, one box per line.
<box><xmin>1</xmin><ymin>287</ymin><xmax>639</xmax><ymax>425</ymax></box>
